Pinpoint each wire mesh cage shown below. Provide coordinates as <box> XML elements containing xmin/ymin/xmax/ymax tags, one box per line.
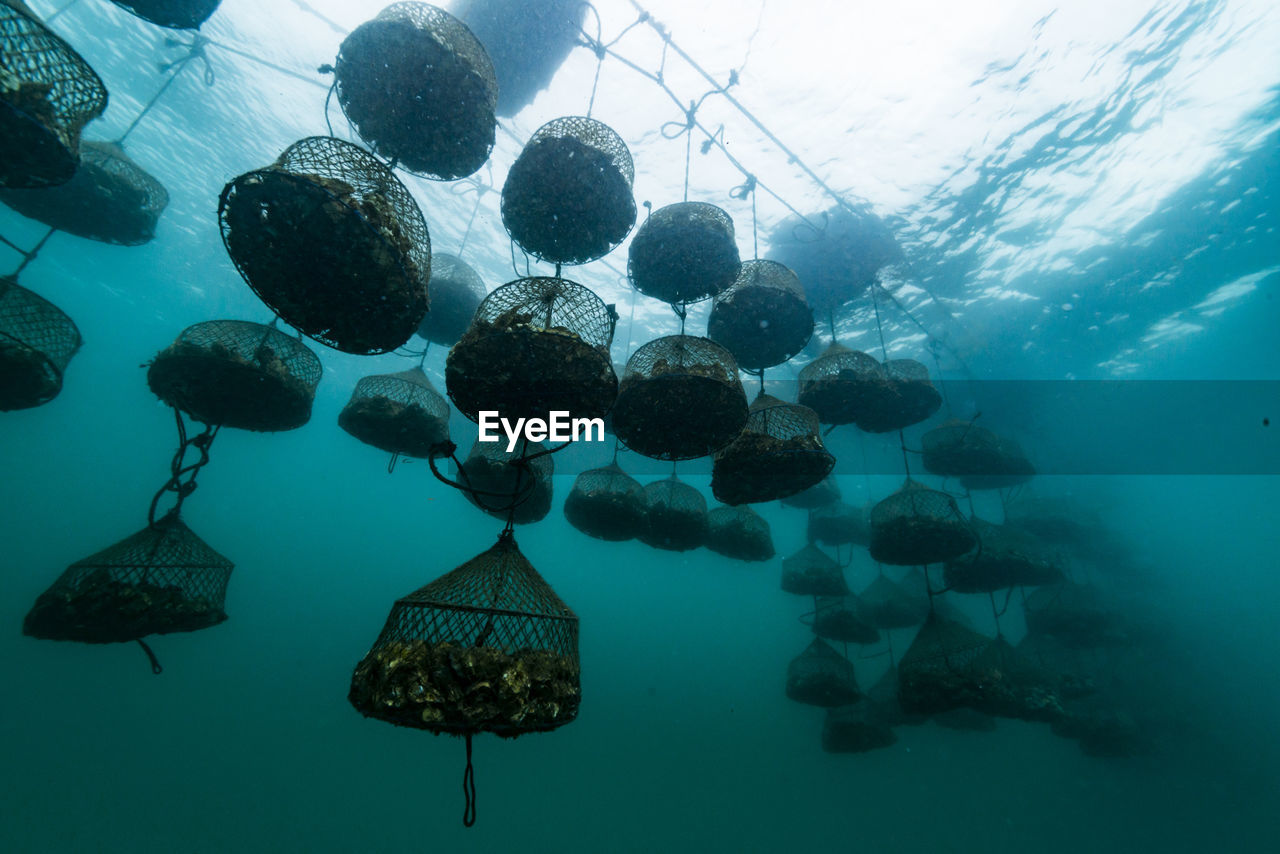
<box><xmin>942</xmin><ymin>518</ymin><xmax>1063</xmax><ymax>593</ymax></box>
<box><xmin>959</xmin><ymin>433</ymin><xmax>1034</xmax><ymax>491</ymax></box>
<box><xmin>822</xmin><ymin>703</ymin><xmax>898</xmax><ymax>753</ymax></box>
<box><xmin>858</xmin><ymin>573</ymin><xmax>929</xmax><ymax>629</ymax></box>
<box><xmin>781</xmin><ymin>543</ymin><xmax>848</xmax><ymax>596</ymax></box>
<box><xmin>218</xmin><ymin>136</ymin><xmax>431</xmax><ymax>355</ymax></box>
<box><xmin>705</xmin><ymin>505</ymin><xmax>774</xmax><ymax>562</ymax></box>
<box><xmin>921</xmin><ymin>420</ymin><xmax>1034</xmax><ymax>490</ymax></box>
<box><xmin>147</xmin><ymin>320</ymin><xmax>322</xmax><ymax>431</ymax></box>
<box><xmin>416</xmin><ymin>252</ymin><xmax>486</xmax><ymax>347</ymax></box>
<box><xmin>107</xmin><ymin>0</ymin><xmax>221</xmax><ymax>29</ymax></box>
<box><xmin>780</xmin><ymin>474</ymin><xmax>840</xmax><ymax>510</ymax></box>
<box><xmin>766</xmin><ymin>205</ymin><xmax>902</xmax><ymax>313</ymax></box>
<box><xmin>445</xmin><ymin>275</ymin><xmax>617</xmax><ymax>423</ymax></box>
<box><xmin>349</xmin><ymin>532</ymin><xmax>579</xmax><ymax>737</ymax></box>
<box><xmin>338</xmin><ymin>366</ymin><xmax>450</xmax><ymax>459</ymax></box>
<box><xmin>0</xmin><ymin>0</ymin><xmax>107</xmax><ymax>189</ymax></box>
<box><xmin>459</xmin><ymin>0</ymin><xmax>585</xmax><ymax>118</ymax></box>
<box><xmin>335</xmin><ymin>2</ymin><xmax>496</xmax><ymax>180</ymax></box>
<box><xmin>707</xmin><ymin>260</ymin><xmax>812</xmax><ymax>369</ymax></box>
<box><xmin>856</xmin><ymin>358</ymin><xmax>943</xmax><ymax>434</ymax></box>
<box><xmin>1003</xmin><ymin>498</ymin><xmax>1101</xmax><ymax>551</ymax></box>
<box><xmin>711</xmin><ymin>392</ymin><xmax>834</xmax><ymax>505</ymax></box>
<box><xmin>1023</xmin><ymin>583</ymin><xmax>1121</xmax><ymax>648</ymax></box>
<box><xmin>612</xmin><ymin>335</ymin><xmax>748</xmax><ymax>461</ymax></box>
<box><xmin>796</xmin><ymin>343</ymin><xmax>887</xmax><ymax>426</ymax></box>
<box><xmin>627</xmin><ymin>201</ymin><xmax>740</xmax><ymax>305</ymax></box>
<box><xmin>0</xmin><ymin>141</ymin><xmax>168</xmax><ymax>244</ymax></box>
<box><xmin>23</xmin><ymin>512</ymin><xmax>232</xmax><ymax>644</ymax></box>
<box><xmin>785</xmin><ymin>637</ymin><xmax>861</xmax><ymax>707</ymax></box>
<box><xmin>811</xmin><ymin>595</ymin><xmax>880</xmax><ymax>645</ymax></box>
<box><xmin>868</xmin><ymin>479</ymin><xmax>976</xmax><ymax>565</ymax></box>
<box><xmin>637</xmin><ymin>475</ymin><xmax>707</xmax><ymax>552</ymax></box>
<box><xmin>563</xmin><ymin>461</ymin><xmax>645</xmax><ymax>542</ymax></box>
<box><xmin>807</xmin><ymin>501</ymin><xmax>870</xmax><ymax>547</ymax></box>
<box><xmin>1015</xmin><ymin>631</ymin><xmax>1097</xmax><ymax>701</ymax></box>
<box><xmin>0</xmin><ymin>276</ymin><xmax>81</xmax><ymax>411</ymax></box>
<box><xmin>459</xmin><ymin>438</ymin><xmax>554</xmax><ymax>525</ymax></box>
<box><xmin>501</xmin><ymin>115</ymin><xmax>636</xmax><ymax>264</ymax></box>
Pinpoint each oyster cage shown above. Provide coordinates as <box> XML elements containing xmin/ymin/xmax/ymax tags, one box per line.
<box><xmin>445</xmin><ymin>275</ymin><xmax>617</xmax><ymax>424</ymax></box>
<box><xmin>781</xmin><ymin>543</ymin><xmax>848</xmax><ymax>597</ymax></box>
<box><xmin>868</xmin><ymin>479</ymin><xmax>976</xmax><ymax>566</ymax></box>
<box><xmin>335</xmin><ymin>2</ymin><xmax>496</xmax><ymax>180</ymax></box>
<box><xmin>218</xmin><ymin>136</ymin><xmax>431</xmax><ymax>355</ymax></box>
<box><xmin>796</xmin><ymin>343</ymin><xmax>886</xmax><ymax>426</ymax></box>
<box><xmin>638</xmin><ymin>475</ymin><xmax>707</xmax><ymax>552</ymax></box>
<box><xmin>23</xmin><ymin>512</ymin><xmax>233</xmax><ymax>644</ymax></box>
<box><xmin>501</xmin><ymin>116</ymin><xmax>636</xmax><ymax>264</ymax></box>
<box><xmin>416</xmin><ymin>252</ymin><xmax>486</xmax><ymax>347</ymax></box>
<box><xmin>0</xmin><ymin>140</ymin><xmax>169</xmax><ymax>245</ymax></box>
<box><xmin>564</xmin><ymin>461</ymin><xmax>646</xmax><ymax>542</ymax></box>
<box><xmin>339</xmin><ymin>366</ymin><xmax>450</xmax><ymax>459</ymax></box>
<box><xmin>0</xmin><ymin>0</ymin><xmax>107</xmax><ymax>189</ymax></box>
<box><xmin>856</xmin><ymin>358</ymin><xmax>942</xmax><ymax>434</ymax></box>
<box><xmin>147</xmin><ymin>320</ymin><xmax>322</xmax><ymax>432</ymax></box>
<box><xmin>707</xmin><ymin>259</ymin><xmax>813</xmax><ymax>369</ymax></box>
<box><xmin>711</xmin><ymin>393</ymin><xmax>835</xmax><ymax>505</ymax></box>
<box><xmin>349</xmin><ymin>532</ymin><xmax>580</xmax><ymax>738</ymax></box>
<box><xmin>459</xmin><ymin>438</ymin><xmax>554</xmax><ymax>525</ymax></box>
<box><xmin>628</xmin><ymin>201</ymin><xmax>740</xmax><ymax>305</ymax></box>
<box><xmin>807</xmin><ymin>501</ymin><xmax>870</xmax><ymax>547</ymax></box>
<box><xmin>108</xmin><ymin>1</ymin><xmax>221</xmax><ymax>30</ymax></box>
<box><xmin>811</xmin><ymin>595</ymin><xmax>880</xmax><ymax>645</ymax></box>
<box><xmin>785</xmin><ymin>637</ymin><xmax>861</xmax><ymax>707</ymax></box>
<box><xmin>705</xmin><ymin>505</ymin><xmax>774</xmax><ymax>562</ymax></box>
<box><xmin>942</xmin><ymin>518</ymin><xmax>1063</xmax><ymax>593</ymax></box>
<box><xmin>0</xmin><ymin>275</ymin><xmax>81</xmax><ymax>411</ymax></box>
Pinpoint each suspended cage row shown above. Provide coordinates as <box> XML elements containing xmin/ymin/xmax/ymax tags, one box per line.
<box><xmin>0</xmin><ymin>275</ymin><xmax>81</xmax><ymax>411</ymax></box>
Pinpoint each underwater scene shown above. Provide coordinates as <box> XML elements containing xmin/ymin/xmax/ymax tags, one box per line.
<box><xmin>2</xmin><ymin>0</ymin><xmax>1279</xmax><ymax>851</ymax></box>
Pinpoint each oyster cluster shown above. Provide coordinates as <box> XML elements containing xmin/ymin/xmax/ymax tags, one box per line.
<box><xmin>349</xmin><ymin>640</ymin><xmax>580</xmax><ymax>737</ymax></box>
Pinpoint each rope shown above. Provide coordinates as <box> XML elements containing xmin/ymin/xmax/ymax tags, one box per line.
<box><xmin>6</xmin><ymin>227</ymin><xmax>56</xmax><ymax>279</ymax></box>
<box><xmin>147</xmin><ymin>408</ymin><xmax>220</xmax><ymax>527</ymax></box>
<box><xmin>44</xmin><ymin>0</ymin><xmax>80</xmax><ymax>24</ymax></box>
<box><xmin>117</xmin><ymin>36</ymin><xmax>215</xmax><ymax>146</ymax></box>
<box><xmin>290</xmin><ymin>0</ymin><xmax>349</xmax><ymax>36</ymax></box>
<box><xmin>136</xmin><ymin>639</ymin><xmax>163</xmax><ymax>675</ymax></box>
<box><xmin>211</xmin><ymin>39</ymin><xmax>331</xmax><ymax>90</ymax></box>
<box><xmin>462</xmin><ymin>733</ymin><xmax>477</xmax><ymax>827</ymax></box>
<box><xmin>458</xmin><ymin>189</ymin><xmax>485</xmax><ymax>257</ymax></box>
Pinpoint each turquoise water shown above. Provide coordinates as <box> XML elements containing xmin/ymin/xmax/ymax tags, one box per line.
<box><xmin>3</xmin><ymin>0</ymin><xmax>1280</xmax><ymax>851</ymax></box>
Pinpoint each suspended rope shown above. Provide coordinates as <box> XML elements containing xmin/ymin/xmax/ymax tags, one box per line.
<box><xmin>290</xmin><ymin>0</ymin><xmax>348</xmax><ymax>36</ymax></box>
<box><xmin>116</xmin><ymin>35</ymin><xmax>216</xmax><ymax>146</ymax></box>
<box><xmin>44</xmin><ymin>0</ymin><xmax>81</xmax><ymax>24</ymax></box>
<box><xmin>462</xmin><ymin>733</ymin><xmax>477</xmax><ymax>827</ymax></box>
<box><xmin>147</xmin><ymin>407</ymin><xmax>220</xmax><ymax>527</ymax></box>
<box><xmin>4</xmin><ymin>228</ymin><xmax>56</xmax><ymax>280</ymax></box>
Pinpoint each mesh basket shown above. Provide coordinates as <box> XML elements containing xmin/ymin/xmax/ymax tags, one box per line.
<box><xmin>707</xmin><ymin>260</ymin><xmax>812</xmax><ymax>369</ymax></box>
<box><xmin>338</xmin><ymin>366</ymin><xmax>450</xmax><ymax>459</ymax></box>
<box><xmin>811</xmin><ymin>595</ymin><xmax>880</xmax><ymax>645</ymax></box>
<box><xmin>959</xmin><ymin>433</ymin><xmax>1034</xmax><ymax>491</ymax></box>
<box><xmin>922</xmin><ymin>419</ymin><xmax>1034</xmax><ymax>490</ymax></box>
<box><xmin>147</xmin><ymin>320</ymin><xmax>321</xmax><ymax>431</ymax></box>
<box><xmin>1004</xmin><ymin>498</ymin><xmax>1100</xmax><ymax>549</ymax></box>
<box><xmin>796</xmin><ymin>343</ymin><xmax>887</xmax><ymax>426</ymax></box>
<box><xmin>563</xmin><ymin>461</ymin><xmax>645</xmax><ymax>542</ymax></box>
<box><xmin>415</xmin><ymin>253</ymin><xmax>485</xmax><ymax>347</ymax></box>
<box><xmin>445</xmin><ymin>276</ymin><xmax>616</xmax><ymax>423</ymax></box>
<box><xmin>335</xmin><ymin>2</ymin><xmax>496</xmax><ymax>180</ymax></box>
<box><xmin>807</xmin><ymin>501</ymin><xmax>869</xmax><ymax>547</ymax></box>
<box><xmin>781</xmin><ymin>474</ymin><xmax>840</xmax><ymax>510</ymax></box>
<box><xmin>858</xmin><ymin>573</ymin><xmax>929</xmax><ymax>629</ymax></box>
<box><xmin>612</xmin><ymin>335</ymin><xmax>748</xmax><ymax>461</ymax></box>
<box><xmin>785</xmin><ymin>637</ymin><xmax>860</xmax><ymax>707</ymax></box>
<box><xmin>218</xmin><ymin>136</ymin><xmax>431</xmax><ymax>355</ymax></box>
<box><xmin>0</xmin><ymin>276</ymin><xmax>81</xmax><ymax>411</ymax></box>
<box><xmin>501</xmin><ymin>116</ymin><xmax>636</xmax><ymax>264</ymax></box>
<box><xmin>822</xmin><ymin>704</ymin><xmax>898</xmax><ymax>753</ymax></box>
<box><xmin>459</xmin><ymin>439</ymin><xmax>553</xmax><ymax>525</ymax></box>
<box><xmin>780</xmin><ymin>543</ymin><xmax>847</xmax><ymax>597</ymax></box>
<box><xmin>0</xmin><ymin>0</ymin><xmax>107</xmax><ymax>189</ymax></box>
<box><xmin>23</xmin><ymin>512</ymin><xmax>232</xmax><ymax>644</ymax></box>
<box><xmin>637</xmin><ymin>475</ymin><xmax>706</xmax><ymax>552</ymax></box>
<box><xmin>711</xmin><ymin>392</ymin><xmax>834</xmax><ymax>505</ymax></box>
<box><xmin>1023</xmin><ymin>583</ymin><xmax>1120</xmax><ymax>648</ymax></box>
<box><xmin>942</xmin><ymin>519</ymin><xmax>1063</xmax><ymax>593</ymax></box>
<box><xmin>107</xmin><ymin>0</ymin><xmax>220</xmax><ymax>29</ymax></box>
<box><xmin>704</xmin><ymin>505</ymin><xmax>774</xmax><ymax>562</ymax></box>
<box><xmin>856</xmin><ymin>359</ymin><xmax>942</xmax><ymax>434</ymax></box>
<box><xmin>1016</xmin><ymin>632</ymin><xmax>1097</xmax><ymax>701</ymax></box>
<box><xmin>0</xmin><ymin>141</ymin><xmax>168</xmax><ymax>245</ymax></box>
<box><xmin>349</xmin><ymin>532</ymin><xmax>579</xmax><ymax>737</ymax></box>
<box><xmin>869</xmin><ymin>479</ymin><xmax>975</xmax><ymax>565</ymax></box>
<box><xmin>766</xmin><ymin>205</ymin><xmax>901</xmax><ymax>313</ymax></box>
<box><xmin>459</xmin><ymin>0</ymin><xmax>585</xmax><ymax>118</ymax></box>
<box><xmin>627</xmin><ymin>201</ymin><xmax>740</xmax><ymax>305</ymax></box>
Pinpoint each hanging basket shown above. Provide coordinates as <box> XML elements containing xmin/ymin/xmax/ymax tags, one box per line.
<box><xmin>785</xmin><ymin>637</ymin><xmax>860</xmax><ymax>707</ymax></box>
<box><xmin>107</xmin><ymin>0</ymin><xmax>220</xmax><ymax>29</ymax></box>
<box><xmin>711</xmin><ymin>392</ymin><xmax>834</xmax><ymax>505</ymax></box>
<box><xmin>218</xmin><ymin>136</ymin><xmax>431</xmax><ymax>355</ymax></box>
<box><xmin>0</xmin><ymin>141</ymin><xmax>168</xmax><ymax>245</ymax></box>
<box><xmin>501</xmin><ymin>115</ymin><xmax>636</xmax><ymax>264</ymax></box>
<box><xmin>811</xmin><ymin>595</ymin><xmax>880</xmax><ymax>645</ymax></box>
<box><xmin>445</xmin><ymin>275</ymin><xmax>616</xmax><ymax>424</ymax></box>
<box><xmin>335</xmin><ymin>2</ymin><xmax>496</xmax><ymax>180</ymax></box>
<box><xmin>349</xmin><ymin>532</ymin><xmax>579</xmax><ymax>737</ymax></box>
<box><xmin>416</xmin><ymin>253</ymin><xmax>486</xmax><ymax>347</ymax></box>
<box><xmin>766</xmin><ymin>205</ymin><xmax>902</xmax><ymax>312</ymax></box>
<box><xmin>612</xmin><ymin>335</ymin><xmax>748</xmax><ymax>461</ymax></box>
<box><xmin>0</xmin><ymin>276</ymin><xmax>81</xmax><ymax>411</ymax></box>
<box><xmin>822</xmin><ymin>704</ymin><xmax>898</xmax><ymax>754</ymax></box>
<box><xmin>23</xmin><ymin>512</ymin><xmax>232</xmax><ymax>644</ymax></box>
<box><xmin>807</xmin><ymin>501</ymin><xmax>870</xmax><ymax>547</ymax></box>
<box><xmin>637</xmin><ymin>475</ymin><xmax>706</xmax><ymax>552</ymax></box>
<box><xmin>338</xmin><ymin>366</ymin><xmax>450</xmax><ymax>459</ymax></box>
<box><xmin>796</xmin><ymin>343</ymin><xmax>887</xmax><ymax>426</ymax></box>
<box><xmin>147</xmin><ymin>320</ymin><xmax>322</xmax><ymax>432</ymax></box>
<box><xmin>868</xmin><ymin>479</ymin><xmax>975</xmax><ymax>565</ymax></box>
<box><xmin>563</xmin><ymin>461</ymin><xmax>645</xmax><ymax>542</ymax></box>
<box><xmin>858</xmin><ymin>573</ymin><xmax>929</xmax><ymax>629</ymax></box>
<box><xmin>1023</xmin><ymin>583</ymin><xmax>1120</xmax><ymax>647</ymax></box>
<box><xmin>459</xmin><ymin>0</ymin><xmax>585</xmax><ymax>118</ymax></box>
<box><xmin>459</xmin><ymin>439</ymin><xmax>553</xmax><ymax>525</ymax></box>
<box><xmin>704</xmin><ymin>505</ymin><xmax>774</xmax><ymax>562</ymax></box>
<box><xmin>855</xmin><ymin>359</ymin><xmax>942</xmax><ymax>433</ymax></box>
<box><xmin>922</xmin><ymin>420</ymin><xmax>1034</xmax><ymax>489</ymax></box>
<box><xmin>780</xmin><ymin>543</ymin><xmax>847</xmax><ymax>596</ymax></box>
<box><xmin>627</xmin><ymin>201</ymin><xmax>740</xmax><ymax>305</ymax></box>
<box><xmin>0</xmin><ymin>0</ymin><xmax>107</xmax><ymax>189</ymax></box>
<box><xmin>780</xmin><ymin>474</ymin><xmax>840</xmax><ymax>510</ymax></box>
<box><xmin>942</xmin><ymin>519</ymin><xmax>1063</xmax><ymax>593</ymax></box>
<box><xmin>707</xmin><ymin>260</ymin><xmax>812</xmax><ymax>369</ymax></box>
